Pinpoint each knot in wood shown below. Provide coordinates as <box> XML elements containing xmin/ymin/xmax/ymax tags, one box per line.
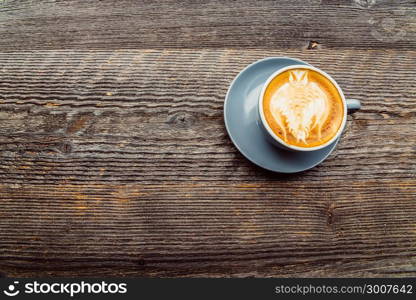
<box><xmin>307</xmin><ymin>40</ymin><xmax>320</xmax><ymax>50</ymax></box>
<box><xmin>59</xmin><ymin>142</ymin><xmax>73</xmax><ymax>154</ymax></box>
<box><xmin>354</xmin><ymin>0</ymin><xmax>377</xmax><ymax>9</ymax></box>
<box><xmin>166</xmin><ymin>112</ymin><xmax>196</xmax><ymax>128</ymax></box>
<box><xmin>326</xmin><ymin>202</ymin><xmax>336</xmax><ymax>228</ymax></box>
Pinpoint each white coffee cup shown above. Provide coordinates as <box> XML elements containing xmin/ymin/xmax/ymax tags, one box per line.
<box><xmin>258</xmin><ymin>64</ymin><xmax>361</xmax><ymax>152</ymax></box>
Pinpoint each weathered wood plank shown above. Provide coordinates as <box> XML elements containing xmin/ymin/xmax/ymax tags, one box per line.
<box><xmin>0</xmin><ymin>49</ymin><xmax>415</xmax><ymax>183</ymax></box>
<box><xmin>0</xmin><ymin>0</ymin><xmax>415</xmax><ymax>51</ymax></box>
<box><xmin>0</xmin><ymin>49</ymin><xmax>415</xmax><ymax>277</ymax></box>
<box><xmin>1</xmin><ymin>181</ymin><xmax>415</xmax><ymax>277</ymax></box>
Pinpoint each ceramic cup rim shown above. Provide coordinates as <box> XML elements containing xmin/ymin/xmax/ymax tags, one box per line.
<box><xmin>258</xmin><ymin>64</ymin><xmax>347</xmax><ymax>152</ymax></box>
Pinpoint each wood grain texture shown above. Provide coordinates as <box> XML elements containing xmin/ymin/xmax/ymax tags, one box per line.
<box><xmin>1</xmin><ymin>181</ymin><xmax>416</xmax><ymax>277</ymax></box>
<box><xmin>0</xmin><ymin>49</ymin><xmax>415</xmax><ymax>277</ymax></box>
<box><xmin>0</xmin><ymin>0</ymin><xmax>415</xmax><ymax>51</ymax></box>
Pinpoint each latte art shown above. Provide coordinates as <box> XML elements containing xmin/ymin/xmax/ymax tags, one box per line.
<box><xmin>262</xmin><ymin>68</ymin><xmax>344</xmax><ymax>148</ymax></box>
<box><xmin>270</xmin><ymin>70</ymin><xmax>330</xmax><ymax>144</ymax></box>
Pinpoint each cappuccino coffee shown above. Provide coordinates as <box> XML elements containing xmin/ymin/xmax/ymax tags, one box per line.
<box><xmin>262</xmin><ymin>68</ymin><xmax>344</xmax><ymax>148</ymax></box>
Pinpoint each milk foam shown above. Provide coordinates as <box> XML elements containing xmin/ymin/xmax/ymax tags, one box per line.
<box><xmin>269</xmin><ymin>70</ymin><xmax>330</xmax><ymax>144</ymax></box>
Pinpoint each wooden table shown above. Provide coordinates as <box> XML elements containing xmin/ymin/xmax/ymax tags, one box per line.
<box><xmin>0</xmin><ymin>0</ymin><xmax>415</xmax><ymax>277</ymax></box>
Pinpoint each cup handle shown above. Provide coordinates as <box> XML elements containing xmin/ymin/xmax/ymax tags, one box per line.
<box><xmin>346</xmin><ymin>99</ymin><xmax>361</xmax><ymax>113</ymax></box>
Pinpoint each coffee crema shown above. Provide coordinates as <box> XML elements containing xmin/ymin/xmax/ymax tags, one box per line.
<box><xmin>262</xmin><ymin>68</ymin><xmax>344</xmax><ymax>148</ymax></box>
